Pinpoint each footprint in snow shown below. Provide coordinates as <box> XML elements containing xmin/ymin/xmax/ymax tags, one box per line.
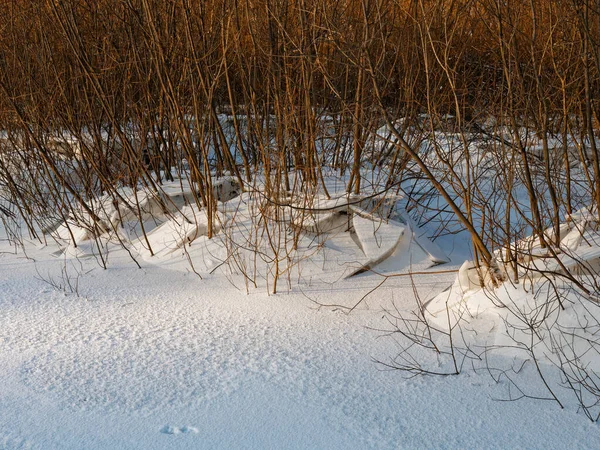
<box><xmin>161</xmin><ymin>425</ymin><xmax>199</xmax><ymax>435</ymax></box>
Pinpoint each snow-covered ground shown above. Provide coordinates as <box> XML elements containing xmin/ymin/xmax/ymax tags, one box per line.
<box><xmin>2</xmin><ymin>213</ymin><xmax>600</xmax><ymax>449</ymax></box>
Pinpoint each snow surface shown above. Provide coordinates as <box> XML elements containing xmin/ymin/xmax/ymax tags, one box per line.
<box><xmin>2</xmin><ymin>227</ymin><xmax>600</xmax><ymax>449</ymax></box>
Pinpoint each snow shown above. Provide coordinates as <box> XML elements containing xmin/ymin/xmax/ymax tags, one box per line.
<box><xmin>2</xmin><ymin>173</ymin><xmax>600</xmax><ymax>448</ymax></box>
<box><xmin>134</xmin><ymin>205</ymin><xmax>213</xmax><ymax>257</ymax></box>
<box><xmin>350</xmin><ymin>214</ymin><xmax>405</xmax><ymax>272</ymax></box>
<box><xmin>1</xmin><ymin>251</ymin><xmax>599</xmax><ymax>449</ymax></box>
<box><xmin>400</xmin><ymin>212</ymin><xmax>450</xmax><ymax>265</ymax></box>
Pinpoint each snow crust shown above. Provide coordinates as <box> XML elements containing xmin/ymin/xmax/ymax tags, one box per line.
<box><xmin>2</xmin><ymin>175</ymin><xmax>600</xmax><ymax>448</ymax></box>
<box><xmin>2</xmin><ymin>213</ymin><xmax>600</xmax><ymax>449</ymax></box>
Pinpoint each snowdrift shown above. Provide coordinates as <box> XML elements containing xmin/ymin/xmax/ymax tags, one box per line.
<box><xmin>44</xmin><ymin>175</ymin><xmax>450</xmax><ymax>290</ymax></box>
